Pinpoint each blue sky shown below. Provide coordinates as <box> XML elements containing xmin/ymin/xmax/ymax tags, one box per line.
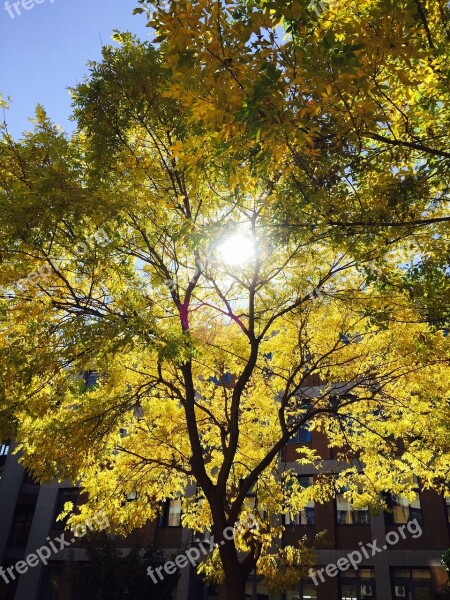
<box><xmin>0</xmin><ymin>0</ymin><xmax>151</xmax><ymax>138</ymax></box>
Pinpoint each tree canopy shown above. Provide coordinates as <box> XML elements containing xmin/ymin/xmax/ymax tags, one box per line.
<box><xmin>0</xmin><ymin>1</ymin><xmax>449</xmax><ymax>598</ymax></box>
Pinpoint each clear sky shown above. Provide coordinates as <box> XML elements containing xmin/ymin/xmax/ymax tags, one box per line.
<box><xmin>0</xmin><ymin>0</ymin><xmax>152</xmax><ymax>138</ymax></box>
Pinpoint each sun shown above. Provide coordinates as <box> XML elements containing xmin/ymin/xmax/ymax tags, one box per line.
<box><xmin>218</xmin><ymin>234</ymin><xmax>256</xmax><ymax>266</ymax></box>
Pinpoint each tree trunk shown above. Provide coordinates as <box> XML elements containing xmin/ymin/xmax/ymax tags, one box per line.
<box><xmin>221</xmin><ymin>571</ymin><xmax>246</xmax><ymax>600</ymax></box>
<box><xmin>218</xmin><ymin>544</ymin><xmax>247</xmax><ymax>600</ymax></box>
<box><xmin>207</xmin><ymin>494</ymin><xmax>250</xmax><ymax>600</ymax></box>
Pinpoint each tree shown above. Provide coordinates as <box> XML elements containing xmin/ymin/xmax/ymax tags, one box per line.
<box><xmin>0</xmin><ymin>24</ymin><xmax>449</xmax><ymax>600</ymax></box>
<box><xmin>139</xmin><ymin>0</ymin><xmax>450</xmax><ymax>228</ymax></box>
<box><xmin>438</xmin><ymin>548</ymin><xmax>450</xmax><ymax>597</ymax></box>
<box><xmin>140</xmin><ymin>0</ymin><xmax>450</xmax><ymax>320</ymax></box>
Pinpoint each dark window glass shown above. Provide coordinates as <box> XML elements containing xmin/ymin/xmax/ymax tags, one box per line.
<box><xmin>162</xmin><ymin>498</ymin><xmax>182</xmax><ymax>527</ymax></box>
<box><xmin>288</xmin><ymin>403</ymin><xmax>312</xmax><ymax>443</ymax></box>
<box><xmin>286</xmin><ymin>583</ymin><xmax>318</xmax><ymax>599</ymax></box>
<box><xmin>8</xmin><ymin>503</ymin><xmax>35</xmax><ymax>547</ymax></box>
<box><xmin>53</xmin><ymin>488</ymin><xmax>79</xmax><ymax>530</ymax></box>
<box><xmin>340</xmin><ymin>568</ymin><xmax>376</xmax><ymax>600</ymax></box>
<box><xmin>0</xmin><ymin>562</ymin><xmax>19</xmax><ymax>600</ymax></box>
<box><xmin>23</xmin><ymin>470</ymin><xmax>39</xmax><ymax>485</ymax></box>
<box><xmin>83</xmin><ymin>371</ymin><xmax>98</xmax><ymax>390</ymax></box>
<box><xmin>0</xmin><ymin>441</ymin><xmax>10</xmax><ymax>456</ymax></box>
<box><xmin>38</xmin><ymin>563</ymin><xmax>62</xmax><ymax>600</ymax></box>
<box><xmin>336</xmin><ymin>491</ymin><xmax>370</xmax><ymax>525</ymax></box>
<box><xmin>386</xmin><ymin>492</ymin><xmax>422</xmax><ymax>525</ymax></box>
<box><xmin>285</xmin><ymin>476</ymin><xmax>315</xmax><ymax>526</ymax></box>
<box><xmin>391</xmin><ymin>567</ymin><xmax>435</xmax><ymax>600</ymax></box>
<box><xmin>205</xmin><ymin>583</ymin><xmax>218</xmax><ymax>599</ymax></box>
<box><xmin>0</xmin><ymin>441</ymin><xmax>10</xmax><ymax>481</ymax></box>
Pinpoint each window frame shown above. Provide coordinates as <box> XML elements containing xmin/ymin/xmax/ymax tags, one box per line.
<box><xmin>336</xmin><ymin>490</ymin><xmax>370</xmax><ymax>526</ymax></box>
<box><xmin>8</xmin><ymin>502</ymin><xmax>36</xmax><ymax>547</ymax></box>
<box><xmin>385</xmin><ymin>490</ymin><xmax>423</xmax><ymax>526</ymax></box>
<box><xmin>284</xmin><ymin>476</ymin><xmax>315</xmax><ymax>527</ymax></box>
<box><xmin>52</xmin><ymin>487</ymin><xmax>79</xmax><ymax>530</ymax></box>
<box><xmin>284</xmin><ymin>580</ymin><xmax>318</xmax><ymax>599</ymax></box>
<box><xmin>445</xmin><ymin>496</ymin><xmax>450</xmax><ymax>525</ymax></box>
<box><xmin>288</xmin><ymin>402</ymin><xmax>313</xmax><ymax>444</ymax></box>
<box><xmin>391</xmin><ymin>567</ymin><xmax>435</xmax><ymax>599</ymax></box>
<box><xmin>38</xmin><ymin>562</ymin><xmax>63</xmax><ymax>600</ymax></box>
<box><xmin>339</xmin><ymin>567</ymin><xmax>376</xmax><ymax>600</ymax></box>
<box><xmin>163</xmin><ymin>498</ymin><xmax>182</xmax><ymax>528</ymax></box>
<box><xmin>0</xmin><ymin>441</ymin><xmax>10</xmax><ymax>457</ymax></box>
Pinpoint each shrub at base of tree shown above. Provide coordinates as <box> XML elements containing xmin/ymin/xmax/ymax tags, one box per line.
<box><xmin>68</xmin><ymin>533</ymin><xmax>179</xmax><ymax>600</ymax></box>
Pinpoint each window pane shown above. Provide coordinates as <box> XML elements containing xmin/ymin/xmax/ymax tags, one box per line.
<box><xmin>286</xmin><ymin>477</ymin><xmax>314</xmax><ymax>525</ymax></box>
<box><xmin>285</xmin><ymin>512</ymin><xmax>300</xmax><ymax>526</ymax></box>
<box><xmin>302</xmin><ymin>584</ymin><xmax>317</xmax><ymax>599</ymax></box>
<box><xmin>0</xmin><ymin>442</ymin><xmax>10</xmax><ymax>456</ymax></box>
<box><xmin>256</xmin><ymin>581</ymin><xmax>270</xmax><ymax>600</ymax></box>
<box><xmin>39</xmin><ymin>564</ymin><xmax>62</xmax><ymax>600</ymax></box>
<box><xmin>297</xmin><ymin>428</ymin><xmax>312</xmax><ymax>443</ymax></box>
<box><xmin>359</xmin><ymin>568</ymin><xmax>375</xmax><ymax>579</ymax></box>
<box><xmin>167</xmin><ymin>498</ymin><xmax>182</xmax><ymax>526</ymax></box>
<box><xmin>126</xmin><ymin>491</ymin><xmax>139</xmax><ymax>503</ymax></box>
<box><xmin>8</xmin><ymin>504</ymin><xmax>35</xmax><ymax>547</ymax></box>
<box><xmin>412</xmin><ymin>569</ymin><xmax>431</xmax><ymax>580</ymax></box>
<box><xmin>299</xmin><ymin>476</ymin><xmax>313</xmax><ymax>488</ymax></box>
<box><xmin>337</xmin><ymin>493</ymin><xmax>370</xmax><ymax>525</ymax></box>
<box><xmin>360</xmin><ymin>584</ymin><xmax>374</xmax><ymax>599</ymax></box>
<box><xmin>341</xmin><ymin>584</ymin><xmax>357</xmax><ymax>600</ymax></box>
<box><xmin>392</xmin><ymin>569</ymin><xmax>410</xmax><ymax>578</ymax></box>
<box><xmin>393</xmin><ymin>585</ymin><xmax>411</xmax><ymax>599</ymax></box>
<box><xmin>392</xmin><ymin>493</ymin><xmax>421</xmax><ymax>524</ymax></box>
<box><xmin>53</xmin><ymin>488</ymin><xmax>79</xmax><ymax>529</ymax></box>
<box><xmin>415</xmin><ymin>588</ymin><xmax>433</xmax><ymax>600</ymax></box>
<box><xmin>353</xmin><ymin>508</ymin><xmax>370</xmax><ymax>525</ymax></box>
<box><xmin>392</xmin><ymin>496</ymin><xmax>410</xmax><ymax>523</ymax></box>
<box><xmin>205</xmin><ymin>583</ymin><xmax>218</xmax><ymax>599</ymax></box>
<box><xmin>337</xmin><ymin>495</ymin><xmax>353</xmax><ymax>524</ymax></box>
<box><xmin>344</xmin><ymin>569</ymin><xmax>358</xmax><ymax>578</ymax></box>
<box><xmin>300</xmin><ymin>506</ymin><xmax>315</xmax><ymax>526</ymax></box>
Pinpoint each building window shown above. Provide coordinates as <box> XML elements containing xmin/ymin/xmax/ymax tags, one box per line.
<box><xmin>8</xmin><ymin>503</ymin><xmax>35</xmax><ymax>547</ymax></box>
<box><xmin>208</xmin><ymin>372</ymin><xmax>233</xmax><ymax>386</ymax></box>
<box><xmin>288</xmin><ymin>402</ymin><xmax>312</xmax><ymax>444</ymax></box>
<box><xmin>336</xmin><ymin>490</ymin><xmax>370</xmax><ymax>525</ymax></box>
<box><xmin>39</xmin><ymin>563</ymin><xmax>62</xmax><ymax>600</ymax></box>
<box><xmin>391</xmin><ymin>567</ymin><xmax>435</xmax><ymax>599</ymax></box>
<box><xmin>0</xmin><ymin>562</ymin><xmax>19</xmax><ymax>600</ymax></box>
<box><xmin>445</xmin><ymin>497</ymin><xmax>450</xmax><ymax>524</ymax></box>
<box><xmin>244</xmin><ymin>579</ymin><xmax>280</xmax><ymax>599</ymax></box>
<box><xmin>285</xmin><ymin>476</ymin><xmax>315</xmax><ymax>526</ymax></box>
<box><xmin>387</xmin><ymin>492</ymin><xmax>423</xmax><ymax>525</ymax></box>
<box><xmin>286</xmin><ymin>582</ymin><xmax>318</xmax><ymax>599</ymax></box>
<box><xmin>204</xmin><ymin>583</ymin><xmax>218</xmax><ymax>599</ymax></box>
<box><xmin>53</xmin><ymin>488</ymin><xmax>79</xmax><ymax>530</ymax></box>
<box><xmin>23</xmin><ymin>470</ymin><xmax>39</xmax><ymax>485</ymax></box>
<box><xmin>340</xmin><ymin>568</ymin><xmax>376</xmax><ymax>600</ymax></box>
<box><xmin>125</xmin><ymin>491</ymin><xmax>139</xmax><ymax>503</ymax></box>
<box><xmin>289</xmin><ymin>427</ymin><xmax>312</xmax><ymax>444</ymax></box>
<box><xmin>0</xmin><ymin>441</ymin><xmax>10</xmax><ymax>456</ymax></box>
<box><xmin>164</xmin><ymin>498</ymin><xmax>182</xmax><ymax>527</ymax></box>
<box><xmin>83</xmin><ymin>371</ymin><xmax>98</xmax><ymax>390</ymax></box>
